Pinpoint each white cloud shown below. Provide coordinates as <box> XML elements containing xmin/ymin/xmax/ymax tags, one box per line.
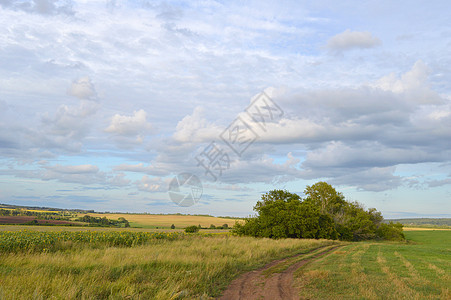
<box><xmin>326</xmin><ymin>29</ymin><xmax>381</xmax><ymax>51</ymax></box>
<box><xmin>40</xmin><ymin>163</ymin><xmax>106</xmax><ymax>184</ymax></box>
<box><xmin>105</xmin><ymin>109</ymin><xmax>152</xmax><ymax>136</ymax></box>
<box><xmin>67</xmin><ymin>77</ymin><xmax>97</xmax><ymax>100</ymax></box>
<box><xmin>1</xmin><ymin>1</ymin><xmax>451</xmax><ymax>215</ymax></box>
<box><xmin>373</xmin><ymin>60</ymin><xmax>442</xmax><ymax>104</ymax></box>
<box><xmin>173</xmin><ymin>107</ymin><xmax>222</xmax><ymax>143</ymax></box>
<box><xmin>136</xmin><ymin>175</ymin><xmax>169</xmax><ymax>192</ymax></box>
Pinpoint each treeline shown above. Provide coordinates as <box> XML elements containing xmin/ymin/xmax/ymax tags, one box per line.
<box><xmin>385</xmin><ymin>218</ymin><xmax>451</xmax><ymax>227</ymax></box>
<box><xmin>233</xmin><ymin>182</ymin><xmax>404</xmax><ymax>241</ymax></box>
<box><xmin>77</xmin><ymin>215</ymin><xmax>130</xmax><ymax>228</ymax></box>
<box><xmin>0</xmin><ymin>209</ymin><xmax>72</xmax><ymax>220</ymax></box>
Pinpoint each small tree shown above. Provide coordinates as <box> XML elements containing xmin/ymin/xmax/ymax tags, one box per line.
<box><xmin>185</xmin><ymin>225</ymin><xmax>199</xmax><ymax>233</ymax></box>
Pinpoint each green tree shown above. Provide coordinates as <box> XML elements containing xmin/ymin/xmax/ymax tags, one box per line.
<box><xmin>234</xmin><ymin>190</ymin><xmax>328</xmax><ymax>239</ymax></box>
<box><xmin>233</xmin><ymin>183</ymin><xmax>403</xmax><ymax>242</ymax></box>
<box><xmin>304</xmin><ymin>181</ymin><xmax>346</xmax><ymax>214</ymax></box>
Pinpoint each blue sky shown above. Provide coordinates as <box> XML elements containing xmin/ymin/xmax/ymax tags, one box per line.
<box><xmin>0</xmin><ymin>0</ymin><xmax>450</xmax><ymax>218</ymax></box>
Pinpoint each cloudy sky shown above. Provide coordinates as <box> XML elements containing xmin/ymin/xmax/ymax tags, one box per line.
<box><xmin>1</xmin><ymin>0</ymin><xmax>450</xmax><ymax>218</ymax></box>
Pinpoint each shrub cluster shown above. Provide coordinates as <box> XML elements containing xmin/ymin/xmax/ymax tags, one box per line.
<box><xmin>77</xmin><ymin>215</ymin><xmax>130</xmax><ymax>227</ymax></box>
<box><xmin>232</xmin><ymin>182</ymin><xmax>404</xmax><ymax>241</ymax></box>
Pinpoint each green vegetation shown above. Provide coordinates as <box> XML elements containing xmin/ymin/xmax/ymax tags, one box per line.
<box><xmin>295</xmin><ymin>230</ymin><xmax>451</xmax><ymax>299</ymax></box>
<box><xmin>76</xmin><ymin>215</ymin><xmax>130</xmax><ymax>228</ymax></box>
<box><xmin>184</xmin><ymin>225</ymin><xmax>199</xmax><ymax>233</ymax></box>
<box><xmin>0</xmin><ymin>230</ymin><xmax>334</xmax><ymax>299</ymax></box>
<box><xmin>233</xmin><ymin>182</ymin><xmax>404</xmax><ymax>241</ymax></box>
<box><xmin>0</xmin><ymin>230</ymin><xmax>185</xmax><ymax>253</ymax></box>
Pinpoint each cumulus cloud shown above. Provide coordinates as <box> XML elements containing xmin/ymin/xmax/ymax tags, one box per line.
<box><xmin>136</xmin><ymin>175</ymin><xmax>169</xmax><ymax>192</ymax></box>
<box><xmin>67</xmin><ymin>77</ymin><xmax>97</xmax><ymax>100</ymax></box>
<box><xmin>122</xmin><ymin>61</ymin><xmax>449</xmax><ymax>191</ymax></box>
<box><xmin>105</xmin><ymin>109</ymin><xmax>152</xmax><ymax>135</ymax></box>
<box><xmin>373</xmin><ymin>60</ymin><xmax>442</xmax><ymax>104</ymax></box>
<box><xmin>105</xmin><ymin>109</ymin><xmax>154</xmax><ymax>146</ymax></box>
<box><xmin>173</xmin><ymin>107</ymin><xmax>222</xmax><ymax>143</ymax></box>
<box><xmin>326</xmin><ymin>29</ymin><xmax>381</xmax><ymax>51</ymax></box>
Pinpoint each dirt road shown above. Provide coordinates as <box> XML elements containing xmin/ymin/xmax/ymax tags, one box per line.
<box><xmin>219</xmin><ymin>245</ymin><xmax>340</xmax><ymax>300</ymax></box>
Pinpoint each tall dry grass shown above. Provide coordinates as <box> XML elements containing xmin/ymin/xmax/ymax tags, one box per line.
<box><xmin>0</xmin><ymin>234</ymin><xmax>334</xmax><ymax>299</ymax></box>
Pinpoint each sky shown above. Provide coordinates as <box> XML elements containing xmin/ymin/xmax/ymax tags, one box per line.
<box><xmin>0</xmin><ymin>0</ymin><xmax>450</xmax><ymax>218</ymax></box>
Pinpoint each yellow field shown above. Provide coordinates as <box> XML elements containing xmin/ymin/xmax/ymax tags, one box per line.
<box><xmin>78</xmin><ymin>213</ymin><xmax>242</xmax><ymax>228</ymax></box>
<box><xmin>403</xmin><ymin>227</ymin><xmax>451</xmax><ymax>231</ymax></box>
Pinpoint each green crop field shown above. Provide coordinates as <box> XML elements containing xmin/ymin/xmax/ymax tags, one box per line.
<box><xmin>295</xmin><ymin>230</ymin><xmax>450</xmax><ymax>299</ymax></box>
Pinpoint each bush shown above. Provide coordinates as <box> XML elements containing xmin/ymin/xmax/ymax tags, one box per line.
<box><xmin>376</xmin><ymin>222</ymin><xmax>405</xmax><ymax>241</ymax></box>
<box><xmin>185</xmin><ymin>225</ymin><xmax>199</xmax><ymax>233</ymax></box>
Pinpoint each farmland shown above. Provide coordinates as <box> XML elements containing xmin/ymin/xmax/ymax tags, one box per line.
<box><xmin>78</xmin><ymin>213</ymin><xmax>241</xmax><ymax>229</ymax></box>
<box><xmin>0</xmin><ymin>223</ymin><xmax>449</xmax><ymax>299</ymax></box>
<box><xmin>295</xmin><ymin>230</ymin><xmax>450</xmax><ymax>299</ymax></box>
<box><xmin>0</xmin><ymin>204</ymin><xmax>242</xmax><ymax>229</ymax></box>
<box><xmin>0</xmin><ymin>229</ymin><xmax>334</xmax><ymax>299</ymax></box>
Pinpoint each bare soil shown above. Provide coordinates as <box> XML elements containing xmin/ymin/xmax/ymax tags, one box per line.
<box><xmin>219</xmin><ymin>245</ymin><xmax>340</xmax><ymax>300</ymax></box>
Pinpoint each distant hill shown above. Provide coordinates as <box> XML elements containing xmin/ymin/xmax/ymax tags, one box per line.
<box><xmin>385</xmin><ymin>218</ymin><xmax>451</xmax><ymax>228</ymax></box>
<box><xmin>0</xmin><ymin>203</ymin><xmax>94</xmax><ymax>213</ymax></box>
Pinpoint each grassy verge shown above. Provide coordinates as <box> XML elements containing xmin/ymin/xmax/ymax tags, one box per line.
<box><xmin>0</xmin><ymin>231</ymin><xmax>334</xmax><ymax>299</ymax></box>
<box><xmin>295</xmin><ymin>230</ymin><xmax>450</xmax><ymax>299</ymax></box>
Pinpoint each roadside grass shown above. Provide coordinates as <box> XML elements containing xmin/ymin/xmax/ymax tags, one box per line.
<box><xmin>0</xmin><ymin>232</ymin><xmax>334</xmax><ymax>299</ymax></box>
<box><xmin>295</xmin><ymin>230</ymin><xmax>450</xmax><ymax>299</ymax></box>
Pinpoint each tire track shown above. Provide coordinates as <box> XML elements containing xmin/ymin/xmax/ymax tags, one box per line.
<box><xmin>219</xmin><ymin>245</ymin><xmax>341</xmax><ymax>300</ymax></box>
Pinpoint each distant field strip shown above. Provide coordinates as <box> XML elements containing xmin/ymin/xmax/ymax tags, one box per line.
<box><xmin>296</xmin><ymin>231</ymin><xmax>450</xmax><ymax>299</ymax></box>
<box><xmin>80</xmin><ymin>213</ymin><xmax>242</xmax><ymax>228</ymax></box>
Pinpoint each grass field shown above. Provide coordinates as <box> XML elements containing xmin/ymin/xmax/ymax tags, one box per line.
<box><xmin>295</xmin><ymin>230</ymin><xmax>450</xmax><ymax>299</ymax></box>
<box><xmin>0</xmin><ymin>229</ymin><xmax>335</xmax><ymax>299</ymax></box>
<box><xmin>0</xmin><ymin>226</ymin><xmax>448</xmax><ymax>299</ymax></box>
<box><xmin>78</xmin><ymin>213</ymin><xmax>241</xmax><ymax>229</ymax></box>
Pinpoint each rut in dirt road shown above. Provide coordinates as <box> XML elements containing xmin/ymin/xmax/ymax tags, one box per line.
<box><xmin>219</xmin><ymin>245</ymin><xmax>340</xmax><ymax>300</ymax></box>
